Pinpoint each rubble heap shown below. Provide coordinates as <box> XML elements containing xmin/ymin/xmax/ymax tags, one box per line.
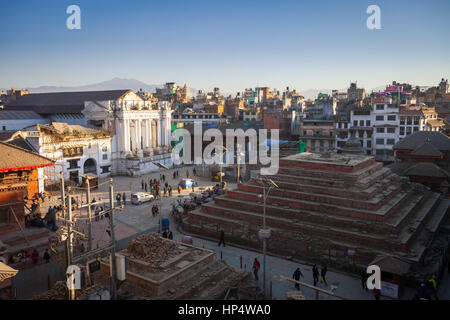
<box><xmin>126</xmin><ymin>233</ymin><xmax>183</xmax><ymax>269</ymax></box>
<box><xmin>32</xmin><ymin>281</ymin><xmax>67</xmax><ymax>300</ymax></box>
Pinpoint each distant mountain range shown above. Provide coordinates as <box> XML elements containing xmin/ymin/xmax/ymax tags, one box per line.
<box><xmin>2</xmin><ymin>77</ymin><xmax>388</xmax><ymax>100</ymax></box>
<box><xmin>11</xmin><ymin>78</ymin><xmax>197</xmax><ymax>95</ymax></box>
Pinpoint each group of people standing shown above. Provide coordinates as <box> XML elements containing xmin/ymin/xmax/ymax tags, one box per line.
<box><xmin>291</xmin><ymin>264</ymin><xmax>328</xmax><ymax>289</ymax></box>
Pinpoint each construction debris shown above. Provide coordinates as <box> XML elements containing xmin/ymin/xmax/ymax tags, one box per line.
<box><xmin>286</xmin><ymin>291</ymin><xmax>306</xmax><ymax>300</ymax></box>
<box><xmin>32</xmin><ymin>281</ymin><xmax>67</xmax><ymax>300</ymax></box>
<box><xmin>126</xmin><ymin>233</ymin><xmax>183</xmax><ymax>269</ymax></box>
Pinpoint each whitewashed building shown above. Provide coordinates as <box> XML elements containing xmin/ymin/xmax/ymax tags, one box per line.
<box><xmin>5</xmin><ymin>89</ymin><xmax>173</xmax><ymax>176</ymax></box>
<box><xmin>13</xmin><ymin>123</ymin><xmax>112</xmax><ymax>186</ymax></box>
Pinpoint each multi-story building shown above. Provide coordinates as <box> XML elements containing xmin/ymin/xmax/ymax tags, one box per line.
<box><xmin>398</xmin><ymin>106</ymin><xmax>424</xmax><ymax>138</ymax></box>
<box><xmin>299</xmin><ymin>119</ymin><xmax>336</xmax><ymax>152</ymax></box>
<box><xmin>15</xmin><ymin>123</ymin><xmax>112</xmax><ymax>186</ymax></box>
<box><xmin>348</xmin><ymin>107</ymin><xmax>373</xmax><ymax>155</ymax></box>
<box><xmin>347</xmin><ymin>82</ymin><xmax>366</xmax><ymax>102</ymax></box>
<box><xmin>172</xmin><ymin>110</ymin><xmax>222</xmax><ymax>126</ymax></box>
<box><xmin>371</xmin><ymin>103</ymin><xmax>400</xmax><ymax>162</ymax></box>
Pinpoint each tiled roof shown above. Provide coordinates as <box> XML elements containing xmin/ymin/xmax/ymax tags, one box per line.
<box><xmin>0</xmin><ymin>110</ymin><xmax>43</xmax><ymax>120</ymax></box>
<box><xmin>5</xmin><ymin>89</ymin><xmax>134</xmax><ymax>114</ymax></box>
<box><xmin>410</xmin><ymin>142</ymin><xmax>443</xmax><ymax>157</ymax></box>
<box><xmin>0</xmin><ymin>131</ymin><xmax>16</xmax><ymax>142</ymax></box>
<box><xmin>406</xmin><ymin>162</ymin><xmax>449</xmax><ymax>178</ymax></box>
<box><xmin>393</xmin><ymin>131</ymin><xmax>450</xmax><ymax>151</ymax></box>
<box><xmin>0</xmin><ymin>141</ymin><xmax>54</xmax><ymax>172</ymax></box>
<box><xmin>6</xmin><ymin>136</ymin><xmax>38</xmax><ymax>153</ymax></box>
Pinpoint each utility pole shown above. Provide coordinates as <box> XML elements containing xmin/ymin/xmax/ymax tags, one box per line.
<box><xmin>237</xmin><ymin>145</ymin><xmax>240</xmax><ymax>185</ymax></box>
<box><xmin>109</xmin><ymin>178</ymin><xmax>118</xmax><ymax>300</ymax></box>
<box><xmin>60</xmin><ymin>171</ymin><xmax>65</xmax><ymax>219</ymax></box>
<box><xmin>86</xmin><ymin>178</ymin><xmax>92</xmax><ymax>251</ymax></box>
<box><xmin>66</xmin><ymin>194</ymin><xmax>73</xmax><ymax>267</ymax></box>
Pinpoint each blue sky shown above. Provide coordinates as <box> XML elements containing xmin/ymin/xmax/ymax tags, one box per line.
<box><xmin>0</xmin><ymin>0</ymin><xmax>449</xmax><ymax>93</ymax></box>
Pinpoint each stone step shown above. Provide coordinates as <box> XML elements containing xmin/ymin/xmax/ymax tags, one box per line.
<box><xmin>203</xmin><ymin>197</ymin><xmax>396</xmax><ymax>235</ymax></box>
<box><xmin>190</xmin><ymin>205</ymin><xmax>405</xmax><ymax>252</ymax></box>
<box><xmin>397</xmin><ymin>192</ymin><xmax>441</xmax><ymax>248</ymax></box>
<box><xmin>275</xmin><ymin>161</ymin><xmax>383</xmax><ymax>182</ymax></box>
<box><xmin>238</xmin><ymin>182</ymin><xmax>401</xmax><ymax>211</ymax></box>
<box><xmin>184</xmin><ymin>211</ymin><xmax>404</xmax><ymax>267</ymax></box>
<box><xmin>223</xmin><ymin>189</ymin><xmax>413</xmax><ymax>222</ymax></box>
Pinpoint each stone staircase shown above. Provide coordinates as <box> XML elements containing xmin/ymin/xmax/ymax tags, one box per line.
<box><xmin>182</xmin><ymin>153</ymin><xmax>450</xmax><ymax>273</ymax></box>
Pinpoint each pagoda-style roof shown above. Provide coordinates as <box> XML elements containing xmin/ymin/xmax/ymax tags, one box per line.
<box><xmin>394</xmin><ymin>131</ymin><xmax>450</xmax><ymax>152</ymax></box>
<box><xmin>0</xmin><ymin>141</ymin><xmax>55</xmax><ymax>172</ymax></box>
<box><xmin>410</xmin><ymin>142</ymin><xmax>443</xmax><ymax>158</ymax></box>
<box><xmin>405</xmin><ymin>162</ymin><xmax>449</xmax><ymax>178</ymax></box>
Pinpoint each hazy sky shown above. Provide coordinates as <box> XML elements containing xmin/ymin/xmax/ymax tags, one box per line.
<box><xmin>0</xmin><ymin>0</ymin><xmax>449</xmax><ymax>93</ymax></box>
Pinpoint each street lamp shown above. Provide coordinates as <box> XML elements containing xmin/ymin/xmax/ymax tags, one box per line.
<box><xmin>213</xmin><ymin>146</ymin><xmax>227</xmax><ymax>186</ymax></box>
<box><xmin>256</xmin><ymin>177</ymin><xmax>278</xmax><ymax>296</ymax></box>
<box><xmin>236</xmin><ymin>145</ymin><xmax>245</xmax><ymax>184</ymax></box>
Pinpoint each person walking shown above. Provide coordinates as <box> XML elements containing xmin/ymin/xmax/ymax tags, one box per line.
<box><xmin>178</xmin><ymin>185</ymin><xmax>182</xmax><ymax>194</ymax></box>
<box><xmin>218</xmin><ymin>229</ymin><xmax>225</xmax><ymax>247</ymax></box>
<box><xmin>122</xmin><ymin>192</ymin><xmax>126</xmax><ymax>205</ymax></box>
<box><xmin>426</xmin><ymin>274</ymin><xmax>438</xmax><ymax>300</ymax></box>
<box><xmin>193</xmin><ymin>168</ymin><xmax>197</xmax><ymax>176</ymax></box>
<box><xmin>293</xmin><ymin>267</ymin><xmax>304</xmax><ymax>290</ymax></box>
<box><xmin>162</xmin><ymin>174</ymin><xmax>165</xmax><ymax>182</ymax></box>
<box><xmin>31</xmin><ymin>249</ymin><xmax>39</xmax><ymax>265</ymax></box>
<box><xmin>320</xmin><ymin>266</ymin><xmax>328</xmax><ymax>286</ymax></box>
<box><xmin>116</xmin><ymin>193</ymin><xmax>121</xmax><ymax>206</ymax></box>
<box><xmin>252</xmin><ymin>258</ymin><xmax>260</xmax><ymax>281</ymax></box>
<box><xmin>361</xmin><ymin>268</ymin><xmax>368</xmax><ymax>291</ymax></box>
<box><xmin>145</xmin><ymin>183</ymin><xmax>148</xmax><ymax>193</ymax></box>
<box><xmin>141</xmin><ymin>179</ymin><xmax>144</xmax><ymax>191</ymax></box>
<box><xmin>43</xmin><ymin>249</ymin><xmax>50</xmax><ymax>263</ymax></box>
<box><xmin>373</xmin><ymin>287</ymin><xmax>381</xmax><ymax>300</ymax></box>
<box><xmin>312</xmin><ymin>264</ymin><xmax>319</xmax><ymax>286</ymax></box>
<box><xmin>173</xmin><ymin>171</ymin><xmax>176</xmax><ymax>180</ymax></box>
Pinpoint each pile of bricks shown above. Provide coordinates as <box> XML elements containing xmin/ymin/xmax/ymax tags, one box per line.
<box><xmin>126</xmin><ymin>233</ymin><xmax>183</xmax><ymax>268</ymax></box>
<box><xmin>32</xmin><ymin>281</ymin><xmax>67</xmax><ymax>300</ymax></box>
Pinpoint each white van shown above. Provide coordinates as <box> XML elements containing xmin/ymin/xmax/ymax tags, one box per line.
<box><xmin>131</xmin><ymin>192</ymin><xmax>154</xmax><ymax>205</ymax></box>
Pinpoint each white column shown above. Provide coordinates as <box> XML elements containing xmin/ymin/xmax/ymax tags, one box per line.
<box><xmin>156</xmin><ymin>120</ymin><xmax>161</xmax><ymax>147</ymax></box>
<box><xmin>115</xmin><ymin>118</ymin><xmax>122</xmax><ymax>152</ymax></box>
<box><xmin>149</xmin><ymin>119</ymin><xmax>154</xmax><ymax>149</ymax></box>
<box><xmin>124</xmin><ymin>119</ymin><xmax>130</xmax><ymax>152</ymax></box>
<box><xmin>137</xmin><ymin>120</ymin><xmax>142</xmax><ymax>150</ymax></box>
<box><xmin>166</xmin><ymin>117</ymin><xmax>171</xmax><ymax>146</ymax></box>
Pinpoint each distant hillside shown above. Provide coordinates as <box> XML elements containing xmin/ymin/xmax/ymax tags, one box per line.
<box><xmin>19</xmin><ymin>78</ymin><xmax>196</xmax><ymax>95</ymax></box>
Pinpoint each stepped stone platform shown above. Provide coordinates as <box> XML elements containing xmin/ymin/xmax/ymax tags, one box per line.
<box><xmin>182</xmin><ymin>152</ymin><xmax>450</xmax><ymax>279</ymax></box>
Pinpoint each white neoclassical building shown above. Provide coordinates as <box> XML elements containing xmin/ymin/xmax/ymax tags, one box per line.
<box><xmin>6</xmin><ymin>89</ymin><xmax>173</xmax><ymax>176</ymax></box>
<box><xmin>82</xmin><ymin>90</ymin><xmax>173</xmax><ymax>175</ymax></box>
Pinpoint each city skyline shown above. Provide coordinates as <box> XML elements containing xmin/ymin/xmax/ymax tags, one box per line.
<box><xmin>0</xmin><ymin>0</ymin><xmax>449</xmax><ymax>92</ymax></box>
